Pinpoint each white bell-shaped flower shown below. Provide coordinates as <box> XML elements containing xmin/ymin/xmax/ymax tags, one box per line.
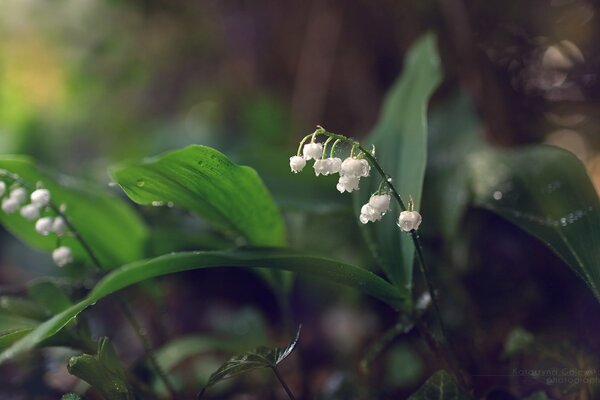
<box><xmin>368</xmin><ymin>194</ymin><xmax>391</xmax><ymax>214</ymax></box>
<box><xmin>302</xmin><ymin>142</ymin><xmax>323</xmax><ymax>160</ymax></box>
<box><xmin>397</xmin><ymin>210</ymin><xmax>422</xmax><ymax>232</ymax></box>
<box><xmin>52</xmin><ymin>216</ymin><xmax>68</xmax><ymax>236</ymax></box>
<box><xmin>340</xmin><ymin>157</ymin><xmax>370</xmax><ymax>178</ymax></box>
<box><xmin>289</xmin><ymin>156</ymin><xmax>306</xmax><ymax>173</ymax></box>
<box><xmin>35</xmin><ymin>217</ymin><xmax>54</xmax><ymax>236</ymax></box>
<box><xmin>313</xmin><ymin>159</ymin><xmax>331</xmax><ymax>176</ymax></box>
<box><xmin>10</xmin><ymin>187</ymin><xmax>27</xmax><ymax>204</ymax></box>
<box><xmin>52</xmin><ymin>246</ymin><xmax>73</xmax><ymax>267</ymax></box>
<box><xmin>1</xmin><ymin>197</ymin><xmax>19</xmax><ymax>214</ymax></box>
<box><xmin>20</xmin><ymin>204</ymin><xmax>40</xmax><ymax>221</ymax></box>
<box><xmin>328</xmin><ymin>157</ymin><xmax>342</xmax><ymax>174</ymax></box>
<box><xmin>359</xmin><ymin>204</ymin><xmax>381</xmax><ymax>224</ymax></box>
<box><xmin>0</xmin><ymin>181</ymin><xmax>6</xmax><ymax>197</ymax></box>
<box><xmin>31</xmin><ymin>189</ymin><xmax>50</xmax><ymax>208</ymax></box>
<box><xmin>336</xmin><ymin>175</ymin><xmax>360</xmax><ymax>193</ymax></box>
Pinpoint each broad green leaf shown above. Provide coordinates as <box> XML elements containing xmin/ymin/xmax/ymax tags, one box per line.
<box><xmin>424</xmin><ymin>91</ymin><xmax>483</xmax><ymax>240</ymax></box>
<box><xmin>468</xmin><ymin>146</ymin><xmax>600</xmax><ymax>302</ymax></box>
<box><xmin>408</xmin><ymin>370</ymin><xmax>472</xmax><ymax>400</ymax></box>
<box><xmin>27</xmin><ymin>279</ymin><xmax>73</xmax><ymax>314</ymax></box>
<box><xmin>67</xmin><ymin>337</ymin><xmax>134</xmax><ymax>400</ymax></box>
<box><xmin>354</xmin><ymin>33</ymin><xmax>442</xmax><ymax>292</ymax></box>
<box><xmin>0</xmin><ymin>248</ymin><xmax>405</xmax><ymax>364</ymax></box>
<box><xmin>0</xmin><ymin>328</ymin><xmax>32</xmax><ymax>352</ymax></box>
<box><xmin>0</xmin><ymin>156</ymin><xmax>148</xmax><ymax>268</ymax></box>
<box><xmin>0</xmin><ymin>313</ymin><xmax>38</xmax><ymax>332</ymax></box>
<box><xmin>199</xmin><ymin>326</ymin><xmax>300</xmax><ymax>398</ymax></box>
<box><xmin>110</xmin><ymin>145</ymin><xmax>285</xmax><ymax>246</ymax></box>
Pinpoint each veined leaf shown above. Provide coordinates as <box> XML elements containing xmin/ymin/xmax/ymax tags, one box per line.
<box><xmin>0</xmin><ymin>248</ymin><xmax>405</xmax><ymax>364</ymax></box>
<box><xmin>0</xmin><ymin>156</ymin><xmax>148</xmax><ymax>268</ymax></box>
<box><xmin>408</xmin><ymin>370</ymin><xmax>472</xmax><ymax>400</ymax></box>
<box><xmin>354</xmin><ymin>33</ymin><xmax>442</xmax><ymax>293</ymax></box>
<box><xmin>199</xmin><ymin>327</ymin><xmax>300</xmax><ymax>398</ymax></box>
<box><xmin>468</xmin><ymin>146</ymin><xmax>600</xmax><ymax>302</ymax></box>
<box><xmin>110</xmin><ymin>145</ymin><xmax>285</xmax><ymax>247</ymax></box>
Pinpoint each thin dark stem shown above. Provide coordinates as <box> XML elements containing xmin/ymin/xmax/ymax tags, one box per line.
<box><xmin>119</xmin><ymin>298</ymin><xmax>179</xmax><ymax>399</ymax></box>
<box><xmin>412</xmin><ymin>232</ymin><xmax>463</xmax><ymax>383</ymax></box>
<box><xmin>272</xmin><ymin>365</ymin><xmax>296</xmax><ymax>400</ymax></box>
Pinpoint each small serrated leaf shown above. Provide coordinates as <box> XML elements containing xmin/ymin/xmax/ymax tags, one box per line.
<box><xmin>408</xmin><ymin>370</ymin><xmax>472</xmax><ymax>400</ymax></box>
<box><xmin>199</xmin><ymin>326</ymin><xmax>301</xmax><ymax>397</ymax></box>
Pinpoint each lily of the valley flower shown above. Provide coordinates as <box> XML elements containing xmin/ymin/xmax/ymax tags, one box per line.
<box><xmin>289</xmin><ymin>156</ymin><xmax>306</xmax><ymax>173</ymax></box>
<box><xmin>341</xmin><ymin>157</ymin><xmax>370</xmax><ymax>178</ymax></box>
<box><xmin>397</xmin><ymin>210</ymin><xmax>422</xmax><ymax>232</ymax></box>
<box><xmin>0</xmin><ymin>181</ymin><xmax>5</xmax><ymax>197</ymax></box>
<box><xmin>336</xmin><ymin>175</ymin><xmax>360</xmax><ymax>193</ymax></box>
<box><xmin>302</xmin><ymin>142</ymin><xmax>323</xmax><ymax>160</ymax></box>
<box><xmin>1</xmin><ymin>197</ymin><xmax>19</xmax><ymax>214</ymax></box>
<box><xmin>35</xmin><ymin>217</ymin><xmax>54</xmax><ymax>236</ymax></box>
<box><xmin>359</xmin><ymin>193</ymin><xmax>391</xmax><ymax>224</ymax></box>
<box><xmin>10</xmin><ymin>187</ymin><xmax>27</xmax><ymax>204</ymax></box>
<box><xmin>20</xmin><ymin>204</ymin><xmax>40</xmax><ymax>221</ymax></box>
<box><xmin>52</xmin><ymin>246</ymin><xmax>73</xmax><ymax>267</ymax></box>
<box><xmin>31</xmin><ymin>189</ymin><xmax>51</xmax><ymax>208</ymax></box>
<box><xmin>52</xmin><ymin>217</ymin><xmax>68</xmax><ymax>236</ymax></box>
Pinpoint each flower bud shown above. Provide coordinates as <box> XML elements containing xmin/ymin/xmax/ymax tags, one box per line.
<box><xmin>9</xmin><ymin>187</ymin><xmax>27</xmax><ymax>204</ymax></box>
<box><xmin>35</xmin><ymin>217</ymin><xmax>54</xmax><ymax>236</ymax></box>
<box><xmin>52</xmin><ymin>216</ymin><xmax>68</xmax><ymax>236</ymax></box>
<box><xmin>397</xmin><ymin>210</ymin><xmax>422</xmax><ymax>232</ymax></box>
<box><xmin>20</xmin><ymin>204</ymin><xmax>40</xmax><ymax>221</ymax></box>
<box><xmin>31</xmin><ymin>189</ymin><xmax>50</xmax><ymax>208</ymax></box>
<box><xmin>289</xmin><ymin>156</ymin><xmax>306</xmax><ymax>173</ymax></box>
<box><xmin>52</xmin><ymin>246</ymin><xmax>73</xmax><ymax>267</ymax></box>
<box><xmin>1</xmin><ymin>197</ymin><xmax>19</xmax><ymax>214</ymax></box>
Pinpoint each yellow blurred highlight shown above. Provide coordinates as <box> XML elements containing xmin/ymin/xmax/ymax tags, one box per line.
<box><xmin>1</xmin><ymin>36</ymin><xmax>66</xmax><ymax>117</ymax></box>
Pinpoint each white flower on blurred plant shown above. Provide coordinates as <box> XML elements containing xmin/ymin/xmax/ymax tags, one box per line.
<box><xmin>397</xmin><ymin>210</ymin><xmax>422</xmax><ymax>232</ymax></box>
<box><xmin>1</xmin><ymin>197</ymin><xmax>20</xmax><ymax>214</ymax></box>
<box><xmin>35</xmin><ymin>217</ymin><xmax>54</xmax><ymax>236</ymax></box>
<box><xmin>0</xmin><ymin>181</ymin><xmax>6</xmax><ymax>197</ymax></box>
<box><xmin>359</xmin><ymin>204</ymin><xmax>380</xmax><ymax>224</ymax></box>
<box><xmin>359</xmin><ymin>193</ymin><xmax>391</xmax><ymax>224</ymax></box>
<box><xmin>369</xmin><ymin>194</ymin><xmax>390</xmax><ymax>214</ymax></box>
<box><xmin>302</xmin><ymin>142</ymin><xmax>323</xmax><ymax>160</ymax></box>
<box><xmin>20</xmin><ymin>204</ymin><xmax>40</xmax><ymax>221</ymax></box>
<box><xmin>53</xmin><ymin>246</ymin><xmax>73</xmax><ymax>267</ymax></box>
<box><xmin>289</xmin><ymin>156</ymin><xmax>306</xmax><ymax>173</ymax></box>
<box><xmin>328</xmin><ymin>157</ymin><xmax>342</xmax><ymax>174</ymax></box>
<box><xmin>340</xmin><ymin>158</ymin><xmax>370</xmax><ymax>178</ymax></box>
<box><xmin>9</xmin><ymin>187</ymin><xmax>27</xmax><ymax>204</ymax></box>
<box><xmin>336</xmin><ymin>175</ymin><xmax>360</xmax><ymax>193</ymax></box>
<box><xmin>52</xmin><ymin>216</ymin><xmax>68</xmax><ymax>236</ymax></box>
<box><xmin>31</xmin><ymin>189</ymin><xmax>50</xmax><ymax>208</ymax></box>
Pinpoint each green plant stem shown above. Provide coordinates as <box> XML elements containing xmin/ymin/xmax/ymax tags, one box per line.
<box><xmin>360</xmin><ymin>317</ymin><xmax>414</xmax><ymax>371</ymax></box>
<box><xmin>0</xmin><ymin>172</ymin><xmax>179</xmax><ymax>399</ymax></box>
<box><xmin>272</xmin><ymin>365</ymin><xmax>297</xmax><ymax>400</ymax></box>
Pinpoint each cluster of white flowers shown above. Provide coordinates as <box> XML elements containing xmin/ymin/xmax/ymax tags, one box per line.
<box><xmin>289</xmin><ymin>130</ymin><xmax>422</xmax><ymax>232</ymax></box>
<box><xmin>0</xmin><ymin>180</ymin><xmax>72</xmax><ymax>267</ymax></box>
<box><xmin>289</xmin><ymin>140</ymin><xmax>371</xmax><ymax>194</ymax></box>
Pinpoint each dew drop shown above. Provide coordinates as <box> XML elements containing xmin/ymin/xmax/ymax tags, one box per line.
<box><xmin>493</xmin><ymin>191</ymin><xmax>503</xmax><ymax>200</ymax></box>
<box><xmin>387</xmin><ymin>178</ymin><xmax>393</xmax><ymax>183</ymax></box>
<box><xmin>136</xmin><ymin>179</ymin><xmax>146</xmax><ymax>187</ymax></box>
<box><xmin>108</xmin><ymin>182</ymin><xmax>117</xmax><ymax>187</ymax></box>
<box><xmin>151</xmin><ymin>201</ymin><xmax>164</xmax><ymax>207</ymax></box>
